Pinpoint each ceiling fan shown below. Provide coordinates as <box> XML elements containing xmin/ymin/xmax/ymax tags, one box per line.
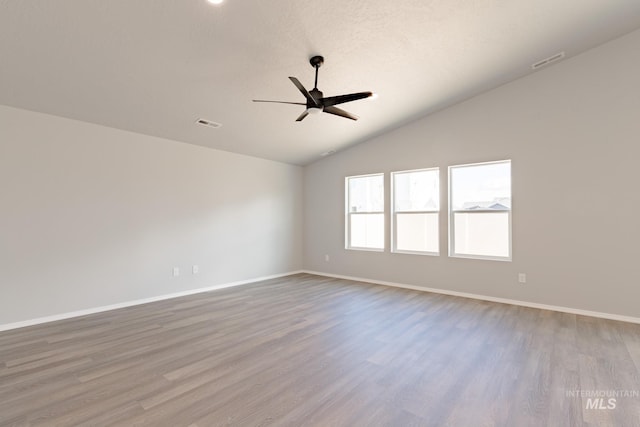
<box><xmin>253</xmin><ymin>55</ymin><xmax>373</xmax><ymax>121</ymax></box>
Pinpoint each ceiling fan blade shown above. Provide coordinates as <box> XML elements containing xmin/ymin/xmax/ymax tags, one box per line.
<box><xmin>295</xmin><ymin>110</ymin><xmax>309</xmax><ymax>122</ymax></box>
<box><xmin>289</xmin><ymin>77</ymin><xmax>319</xmax><ymax>107</ymax></box>
<box><xmin>323</xmin><ymin>106</ymin><xmax>358</xmax><ymax>121</ymax></box>
<box><xmin>253</xmin><ymin>100</ymin><xmax>306</xmax><ymax>105</ymax></box>
<box><xmin>321</xmin><ymin>91</ymin><xmax>373</xmax><ymax>107</ymax></box>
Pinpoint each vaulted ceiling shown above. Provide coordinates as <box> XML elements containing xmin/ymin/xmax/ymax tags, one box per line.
<box><xmin>1</xmin><ymin>0</ymin><xmax>639</xmax><ymax>165</ymax></box>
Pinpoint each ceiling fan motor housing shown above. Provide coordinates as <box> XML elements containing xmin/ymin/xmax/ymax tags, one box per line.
<box><xmin>309</xmin><ymin>88</ymin><xmax>323</xmax><ymax>107</ymax></box>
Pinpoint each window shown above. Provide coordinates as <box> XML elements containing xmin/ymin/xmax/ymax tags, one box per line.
<box><xmin>449</xmin><ymin>160</ymin><xmax>511</xmax><ymax>260</ymax></box>
<box><xmin>345</xmin><ymin>173</ymin><xmax>384</xmax><ymax>250</ymax></box>
<box><xmin>392</xmin><ymin>168</ymin><xmax>439</xmax><ymax>254</ymax></box>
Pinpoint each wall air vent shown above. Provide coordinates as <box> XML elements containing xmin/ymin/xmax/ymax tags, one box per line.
<box><xmin>531</xmin><ymin>51</ymin><xmax>565</xmax><ymax>70</ymax></box>
<box><xmin>195</xmin><ymin>118</ymin><xmax>222</xmax><ymax>129</ymax></box>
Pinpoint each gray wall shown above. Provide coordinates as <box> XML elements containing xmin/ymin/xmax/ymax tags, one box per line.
<box><xmin>304</xmin><ymin>29</ymin><xmax>640</xmax><ymax>317</ymax></box>
<box><xmin>0</xmin><ymin>106</ymin><xmax>303</xmax><ymax>325</ymax></box>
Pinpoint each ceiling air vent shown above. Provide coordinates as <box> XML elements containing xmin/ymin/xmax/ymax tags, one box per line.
<box><xmin>195</xmin><ymin>118</ymin><xmax>222</xmax><ymax>129</ymax></box>
<box><xmin>531</xmin><ymin>51</ymin><xmax>565</xmax><ymax>70</ymax></box>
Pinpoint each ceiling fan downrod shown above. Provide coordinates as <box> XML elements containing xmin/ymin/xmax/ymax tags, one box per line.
<box><xmin>310</xmin><ymin>55</ymin><xmax>324</xmax><ymax>90</ymax></box>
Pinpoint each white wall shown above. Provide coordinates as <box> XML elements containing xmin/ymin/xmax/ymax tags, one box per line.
<box><xmin>0</xmin><ymin>106</ymin><xmax>303</xmax><ymax>325</ymax></box>
<box><xmin>304</xmin><ymin>29</ymin><xmax>640</xmax><ymax>318</ymax></box>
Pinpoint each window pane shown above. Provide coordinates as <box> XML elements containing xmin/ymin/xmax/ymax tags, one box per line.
<box><xmin>348</xmin><ymin>175</ymin><xmax>384</xmax><ymax>213</ymax></box>
<box><xmin>350</xmin><ymin>214</ymin><xmax>384</xmax><ymax>249</ymax></box>
<box><xmin>396</xmin><ymin>213</ymin><xmax>438</xmax><ymax>253</ymax></box>
<box><xmin>453</xmin><ymin>212</ymin><xmax>509</xmax><ymax>258</ymax></box>
<box><xmin>450</xmin><ymin>162</ymin><xmax>511</xmax><ymax>211</ymax></box>
<box><xmin>394</xmin><ymin>169</ymin><xmax>439</xmax><ymax>212</ymax></box>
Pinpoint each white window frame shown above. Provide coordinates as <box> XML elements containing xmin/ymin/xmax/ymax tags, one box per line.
<box><xmin>448</xmin><ymin>160</ymin><xmax>512</xmax><ymax>262</ymax></box>
<box><xmin>345</xmin><ymin>173</ymin><xmax>385</xmax><ymax>252</ymax></box>
<box><xmin>391</xmin><ymin>167</ymin><xmax>440</xmax><ymax>256</ymax></box>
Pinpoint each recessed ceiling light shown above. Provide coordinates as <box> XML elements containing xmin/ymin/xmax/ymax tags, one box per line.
<box><xmin>370</xmin><ymin>93</ymin><xmax>379</xmax><ymax>100</ymax></box>
<box><xmin>207</xmin><ymin>0</ymin><xmax>224</xmax><ymax>5</ymax></box>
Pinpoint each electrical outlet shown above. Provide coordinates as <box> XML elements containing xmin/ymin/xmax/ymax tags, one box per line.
<box><xmin>173</xmin><ymin>267</ymin><xmax>180</xmax><ymax>277</ymax></box>
<box><xmin>518</xmin><ymin>273</ymin><xmax>526</xmax><ymax>284</ymax></box>
<box><xmin>192</xmin><ymin>265</ymin><xmax>199</xmax><ymax>274</ymax></box>
<box><xmin>324</xmin><ymin>254</ymin><xmax>330</xmax><ymax>262</ymax></box>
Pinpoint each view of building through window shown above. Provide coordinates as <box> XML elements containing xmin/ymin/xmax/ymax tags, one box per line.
<box><xmin>346</xmin><ymin>161</ymin><xmax>511</xmax><ymax>260</ymax></box>
<box><xmin>449</xmin><ymin>160</ymin><xmax>511</xmax><ymax>259</ymax></box>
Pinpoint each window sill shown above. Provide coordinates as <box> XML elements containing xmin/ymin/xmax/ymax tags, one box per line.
<box><xmin>449</xmin><ymin>253</ymin><xmax>512</xmax><ymax>262</ymax></box>
<box><xmin>392</xmin><ymin>250</ymin><xmax>439</xmax><ymax>256</ymax></box>
<box><xmin>345</xmin><ymin>247</ymin><xmax>385</xmax><ymax>253</ymax></box>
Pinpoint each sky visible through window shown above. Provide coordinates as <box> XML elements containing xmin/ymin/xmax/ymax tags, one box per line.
<box><xmin>451</xmin><ymin>161</ymin><xmax>511</xmax><ymax>211</ymax></box>
<box><xmin>348</xmin><ymin>175</ymin><xmax>384</xmax><ymax>212</ymax></box>
<box><xmin>394</xmin><ymin>169</ymin><xmax>439</xmax><ymax>212</ymax></box>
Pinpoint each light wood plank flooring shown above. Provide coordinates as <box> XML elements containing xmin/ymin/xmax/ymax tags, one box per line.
<box><xmin>1</xmin><ymin>273</ymin><xmax>639</xmax><ymax>426</ymax></box>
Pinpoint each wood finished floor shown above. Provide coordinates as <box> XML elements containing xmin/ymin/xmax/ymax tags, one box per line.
<box><xmin>1</xmin><ymin>273</ymin><xmax>639</xmax><ymax>427</ymax></box>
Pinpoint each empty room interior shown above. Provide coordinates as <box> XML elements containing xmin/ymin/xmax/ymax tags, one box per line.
<box><xmin>1</xmin><ymin>1</ymin><xmax>640</xmax><ymax>426</ymax></box>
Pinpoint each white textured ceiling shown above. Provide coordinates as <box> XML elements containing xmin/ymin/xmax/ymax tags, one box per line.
<box><xmin>1</xmin><ymin>1</ymin><xmax>639</xmax><ymax>165</ymax></box>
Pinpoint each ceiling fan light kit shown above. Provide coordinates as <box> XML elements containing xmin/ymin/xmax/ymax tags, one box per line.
<box><xmin>253</xmin><ymin>55</ymin><xmax>373</xmax><ymax>122</ymax></box>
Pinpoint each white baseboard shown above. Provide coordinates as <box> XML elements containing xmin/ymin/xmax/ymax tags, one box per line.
<box><xmin>303</xmin><ymin>270</ymin><xmax>640</xmax><ymax>325</ymax></box>
<box><xmin>0</xmin><ymin>270</ymin><xmax>304</xmax><ymax>332</ymax></box>
<box><xmin>4</xmin><ymin>269</ymin><xmax>638</xmax><ymax>332</ymax></box>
